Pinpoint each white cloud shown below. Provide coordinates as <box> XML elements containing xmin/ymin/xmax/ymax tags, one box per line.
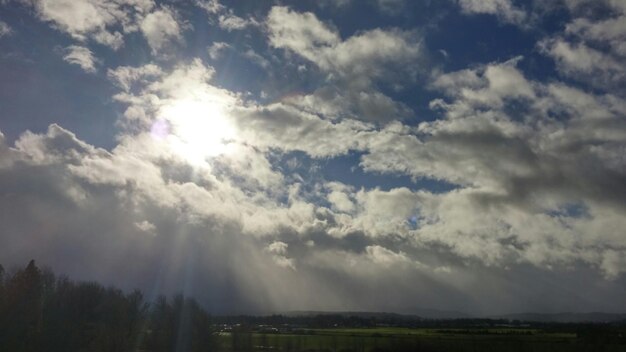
<box><xmin>195</xmin><ymin>0</ymin><xmax>223</xmax><ymax>14</ymax></box>
<box><xmin>25</xmin><ymin>0</ymin><xmax>156</xmax><ymax>49</ymax></box>
<box><xmin>538</xmin><ymin>0</ymin><xmax>626</xmax><ymax>90</ymax></box>
<box><xmin>265</xmin><ymin>241</ymin><xmax>296</xmax><ymax>269</ymax></box>
<box><xmin>62</xmin><ymin>45</ymin><xmax>99</xmax><ymax>73</ymax></box>
<box><xmin>107</xmin><ymin>63</ymin><xmax>163</xmax><ymax>92</ymax></box>
<box><xmin>139</xmin><ymin>7</ymin><xmax>183</xmax><ymax>54</ymax></box>
<box><xmin>207</xmin><ymin>41</ymin><xmax>230</xmax><ymax>60</ymax></box>
<box><xmin>457</xmin><ymin>0</ymin><xmax>527</xmax><ymax>25</ymax></box>
<box><xmin>135</xmin><ymin>220</ymin><xmax>156</xmax><ymax>233</ymax></box>
<box><xmin>2</xmin><ymin>0</ymin><xmax>626</xmax><ymax>315</ymax></box>
<box><xmin>266</xmin><ymin>6</ymin><xmax>422</xmax><ymax>122</ymax></box>
<box><xmin>24</xmin><ymin>1</ymin><xmax>187</xmax><ymax>54</ymax></box>
<box><xmin>539</xmin><ymin>39</ymin><xmax>625</xmax><ymax>85</ymax></box>
<box><xmin>195</xmin><ymin>0</ymin><xmax>258</xmax><ymax>31</ymax></box>
<box><xmin>218</xmin><ymin>13</ymin><xmax>256</xmax><ymax>31</ymax></box>
<box><xmin>267</xmin><ymin>6</ymin><xmax>340</xmax><ymax>64</ymax></box>
<box><xmin>267</xmin><ymin>7</ymin><xmax>421</xmax><ymax>82</ymax></box>
<box><xmin>326</xmin><ymin>182</ymin><xmax>355</xmax><ymax>213</ymax></box>
<box><xmin>102</xmin><ymin>55</ymin><xmax>626</xmax><ymax>281</ymax></box>
<box><xmin>365</xmin><ymin>245</ymin><xmax>414</xmax><ymax>266</ymax></box>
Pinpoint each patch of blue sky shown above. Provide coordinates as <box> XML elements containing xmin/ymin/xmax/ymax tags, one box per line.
<box><xmin>0</xmin><ymin>11</ymin><xmax>119</xmax><ymax>149</ymax></box>
<box><xmin>546</xmin><ymin>202</ymin><xmax>590</xmax><ymax>219</ymax></box>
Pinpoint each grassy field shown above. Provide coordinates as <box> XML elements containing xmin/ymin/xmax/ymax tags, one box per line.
<box><xmin>219</xmin><ymin>327</ymin><xmax>625</xmax><ymax>352</ymax></box>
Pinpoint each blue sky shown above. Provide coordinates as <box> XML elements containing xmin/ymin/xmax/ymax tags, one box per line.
<box><xmin>0</xmin><ymin>0</ymin><xmax>625</xmax><ymax>315</ymax></box>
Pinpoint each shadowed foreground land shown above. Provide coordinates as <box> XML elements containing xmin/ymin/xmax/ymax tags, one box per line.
<box><xmin>1</xmin><ymin>260</ymin><xmax>625</xmax><ymax>352</ymax></box>
<box><xmin>218</xmin><ymin>327</ymin><xmax>626</xmax><ymax>352</ymax></box>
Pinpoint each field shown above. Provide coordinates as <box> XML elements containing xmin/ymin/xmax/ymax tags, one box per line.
<box><xmin>219</xmin><ymin>327</ymin><xmax>626</xmax><ymax>352</ymax></box>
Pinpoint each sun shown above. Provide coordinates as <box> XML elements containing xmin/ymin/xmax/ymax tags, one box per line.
<box><xmin>157</xmin><ymin>96</ymin><xmax>237</xmax><ymax>164</ymax></box>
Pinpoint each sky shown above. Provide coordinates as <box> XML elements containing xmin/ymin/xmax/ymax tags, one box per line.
<box><xmin>0</xmin><ymin>0</ymin><xmax>625</xmax><ymax>316</ymax></box>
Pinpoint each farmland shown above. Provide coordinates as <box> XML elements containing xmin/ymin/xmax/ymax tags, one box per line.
<box><xmin>219</xmin><ymin>326</ymin><xmax>626</xmax><ymax>352</ymax></box>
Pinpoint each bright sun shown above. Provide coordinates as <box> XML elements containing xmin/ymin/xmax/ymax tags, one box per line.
<box><xmin>157</xmin><ymin>97</ymin><xmax>237</xmax><ymax>164</ymax></box>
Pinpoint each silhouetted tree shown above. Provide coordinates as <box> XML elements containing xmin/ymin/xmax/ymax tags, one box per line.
<box><xmin>0</xmin><ymin>260</ymin><xmax>219</xmax><ymax>352</ymax></box>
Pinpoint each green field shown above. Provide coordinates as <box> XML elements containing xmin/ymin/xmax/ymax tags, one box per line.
<box><xmin>219</xmin><ymin>327</ymin><xmax>625</xmax><ymax>352</ymax></box>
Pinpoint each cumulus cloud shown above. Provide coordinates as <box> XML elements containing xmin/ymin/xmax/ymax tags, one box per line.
<box><xmin>267</xmin><ymin>6</ymin><xmax>422</xmax><ymax>122</ymax></box>
<box><xmin>195</xmin><ymin>0</ymin><xmax>223</xmax><ymax>14</ymax></box>
<box><xmin>268</xmin><ymin>7</ymin><xmax>422</xmax><ymax>82</ymax></box>
<box><xmin>2</xmin><ymin>1</ymin><xmax>626</xmax><ymax>314</ymax></box>
<box><xmin>140</xmin><ymin>7</ymin><xmax>183</xmax><ymax>54</ymax></box>
<box><xmin>538</xmin><ymin>0</ymin><xmax>626</xmax><ymax>90</ymax></box>
<box><xmin>62</xmin><ymin>45</ymin><xmax>99</xmax><ymax>73</ymax></box>
<box><xmin>22</xmin><ymin>1</ymin><xmax>187</xmax><ymax>54</ymax></box>
<box><xmin>355</xmin><ymin>57</ymin><xmax>626</xmax><ymax>278</ymax></box>
<box><xmin>1</xmin><ymin>49</ymin><xmax>626</xmax><ymax>315</ymax></box>
<box><xmin>23</xmin><ymin>0</ymin><xmax>156</xmax><ymax>49</ymax></box>
<box><xmin>218</xmin><ymin>13</ymin><xmax>257</xmax><ymax>31</ymax></box>
<box><xmin>107</xmin><ymin>63</ymin><xmax>163</xmax><ymax>92</ymax></box>
<box><xmin>265</xmin><ymin>241</ymin><xmax>296</xmax><ymax>270</ymax></box>
<box><xmin>104</xmin><ymin>57</ymin><xmax>626</xmax><ymax>281</ymax></box>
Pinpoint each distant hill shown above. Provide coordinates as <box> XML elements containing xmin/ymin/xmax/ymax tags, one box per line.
<box><xmin>489</xmin><ymin>312</ymin><xmax>626</xmax><ymax>323</ymax></box>
<box><xmin>401</xmin><ymin>308</ymin><xmax>471</xmax><ymax>320</ymax></box>
<box><xmin>283</xmin><ymin>311</ymin><xmax>422</xmax><ymax>320</ymax></box>
<box><xmin>283</xmin><ymin>308</ymin><xmax>471</xmax><ymax>320</ymax></box>
<box><xmin>280</xmin><ymin>309</ymin><xmax>626</xmax><ymax>323</ymax></box>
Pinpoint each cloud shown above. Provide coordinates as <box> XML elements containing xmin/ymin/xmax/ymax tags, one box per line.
<box><xmin>104</xmin><ymin>57</ymin><xmax>626</xmax><ymax>281</ymax></box>
<box><xmin>139</xmin><ymin>7</ymin><xmax>183</xmax><ymax>54</ymax></box>
<box><xmin>207</xmin><ymin>41</ymin><xmax>230</xmax><ymax>60</ymax></box>
<box><xmin>265</xmin><ymin>241</ymin><xmax>296</xmax><ymax>269</ymax></box>
<box><xmin>24</xmin><ymin>0</ymin><xmax>156</xmax><ymax>49</ymax></box>
<box><xmin>195</xmin><ymin>0</ymin><xmax>258</xmax><ymax>31</ymax></box>
<box><xmin>457</xmin><ymin>0</ymin><xmax>527</xmax><ymax>25</ymax></box>
<box><xmin>267</xmin><ymin>7</ymin><xmax>422</xmax><ymax>82</ymax></box>
<box><xmin>326</xmin><ymin>182</ymin><xmax>356</xmax><ymax>213</ymax></box>
<box><xmin>195</xmin><ymin>0</ymin><xmax>223</xmax><ymax>14</ymax></box>
<box><xmin>537</xmin><ymin>0</ymin><xmax>626</xmax><ymax>90</ymax></box>
<box><xmin>23</xmin><ymin>1</ymin><xmax>187</xmax><ymax>54</ymax></box>
<box><xmin>242</xmin><ymin>49</ymin><xmax>270</xmax><ymax>69</ymax></box>
<box><xmin>218</xmin><ymin>13</ymin><xmax>257</xmax><ymax>31</ymax></box>
<box><xmin>1</xmin><ymin>44</ymin><xmax>626</xmax><ymax>315</ymax></box>
<box><xmin>365</xmin><ymin>245</ymin><xmax>418</xmax><ymax>267</ymax></box>
<box><xmin>3</xmin><ymin>0</ymin><xmax>626</xmax><ymax>312</ymax></box>
<box><xmin>62</xmin><ymin>45</ymin><xmax>99</xmax><ymax>73</ymax></box>
<box><xmin>539</xmin><ymin>38</ymin><xmax>625</xmax><ymax>87</ymax></box>
<box><xmin>353</xmin><ymin>57</ymin><xmax>626</xmax><ymax>278</ymax></box>
<box><xmin>266</xmin><ymin>6</ymin><xmax>423</xmax><ymax>122</ymax></box>
<box><xmin>107</xmin><ymin>63</ymin><xmax>163</xmax><ymax>92</ymax></box>
<box><xmin>0</xmin><ymin>20</ymin><xmax>12</xmax><ymax>37</ymax></box>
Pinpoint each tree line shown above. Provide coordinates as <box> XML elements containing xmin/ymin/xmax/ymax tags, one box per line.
<box><xmin>0</xmin><ymin>260</ymin><xmax>218</xmax><ymax>352</ymax></box>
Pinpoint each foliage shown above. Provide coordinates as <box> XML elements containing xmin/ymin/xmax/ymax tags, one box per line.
<box><xmin>0</xmin><ymin>260</ymin><xmax>219</xmax><ymax>352</ymax></box>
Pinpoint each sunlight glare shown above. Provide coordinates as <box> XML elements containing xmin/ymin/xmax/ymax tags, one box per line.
<box><xmin>159</xmin><ymin>97</ymin><xmax>237</xmax><ymax>164</ymax></box>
